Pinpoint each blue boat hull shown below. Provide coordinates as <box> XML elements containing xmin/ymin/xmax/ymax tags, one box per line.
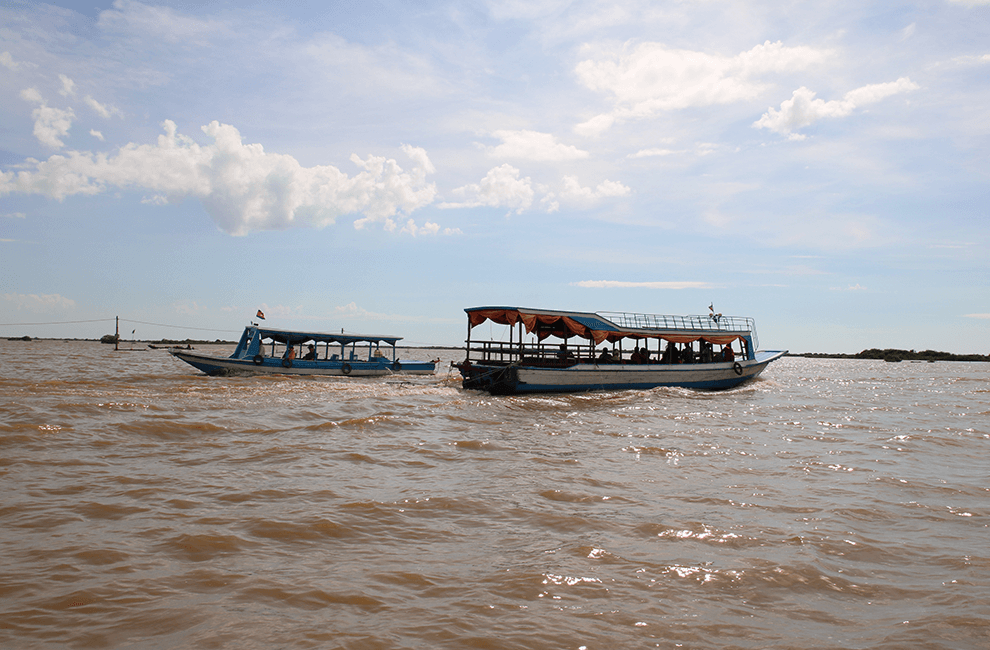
<box><xmin>171</xmin><ymin>350</ymin><xmax>436</xmax><ymax>377</ymax></box>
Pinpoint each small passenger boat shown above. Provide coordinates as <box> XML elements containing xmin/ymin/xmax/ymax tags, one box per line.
<box><xmin>171</xmin><ymin>325</ymin><xmax>437</xmax><ymax>377</ymax></box>
<box><xmin>455</xmin><ymin>306</ymin><xmax>786</xmax><ymax>394</ymax></box>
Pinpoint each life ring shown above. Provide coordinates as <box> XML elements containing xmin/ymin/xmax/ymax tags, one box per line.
<box><xmin>733</xmin><ymin>362</ymin><xmax>743</xmax><ymax>375</ymax></box>
<box><xmin>253</xmin><ymin>354</ymin><xmax>264</xmax><ymax>365</ymax></box>
<box><xmin>391</xmin><ymin>360</ymin><xmax>401</xmax><ymax>371</ymax></box>
<box><xmin>341</xmin><ymin>363</ymin><xmax>352</xmax><ymax>375</ymax></box>
<box><xmin>282</xmin><ymin>358</ymin><xmax>293</xmax><ymax>368</ymax></box>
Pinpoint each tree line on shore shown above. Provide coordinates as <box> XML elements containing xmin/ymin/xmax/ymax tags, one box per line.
<box><xmin>789</xmin><ymin>349</ymin><xmax>990</xmax><ymax>362</ymax></box>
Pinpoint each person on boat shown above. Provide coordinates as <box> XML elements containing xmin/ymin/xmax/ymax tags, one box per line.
<box><xmin>700</xmin><ymin>341</ymin><xmax>714</xmax><ymax>363</ymax></box>
<box><xmin>641</xmin><ymin>347</ymin><xmax>652</xmax><ymax>364</ymax></box>
<box><xmin>303</xmin><ymin>344</ymin><xmax>317</xmax><ymax>361</ymax></box>
<box><xmin>662</xmin><ymin>342</ymin><xmax>676</xmax><ymax>364</ymax></box>
<box><xmin>629</xmin><ymin>347</ymin><xmax>644</xmax><ymax>364</ymax></box>
<box><xmin>721</xmin><ymin>345</ymin><xmax>735</xmax><ymax>362</ymax></box>
<box><xmin>557</xmin><ymin>344</ymin><xmax>574</xmax><ymax>360</ymax></box>
<box><xmin>681</xmin><ymin>344</ymin><xmax>694</xmax><ymax>364</ymax></box>
<box><xmin>597</xmin><ymin>348</ymin><xmax>613</xmax><ymax>364</ymax></box>
<box><xmin>284</xmin><ymin>345</ymin><xmax>297</xmax><ymax>361</ymax></box>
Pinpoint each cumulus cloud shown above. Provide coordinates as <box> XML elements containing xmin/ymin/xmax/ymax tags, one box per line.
<box><xmin>441</xmin><ymin>166</ymin><xmax>630</xmax><ymax>214</ymax></box>
<box><xmin>20</xmin><ymin>87</ymin><xmax>44</xmax><ymax>104</ymax></box>
<box><xmin>439</xmin><ymin>164</ymin><xmax>536</xmax><ymax>213</ymax></box>
<box><xmin>572</xmin><ymin>280</ymin><xmax>713</xmax><ymax>289</ymax></box>
<box><xmin>20</xmin><ymin>88</ymin><xmax>75</xmax><ymax>149</ymax></box>
<box><xmin>1</xmin><ymin>51</ymin><xmax>22</xmax><ymax>70</ymax></box>
<box><xmin>575</xmin><ymin>40</ymin><xmax>827</xmax><ymax>135</ymax></box>
<box><xmin>90</xmin><ymin>129</ymin><xmax>105</xmax><ymax>141</ymax></box>
<box><xmin>58</xmin><ymin>74</ymin><xmax>76</xmax><ymax>97</ymax></box>
<box><xmin>3</xmin><ymin>212</ymin><xmax>27</xmax><ymax>219</ymax></box>
<box><xmin>32</xmin><ymin>107</ymin><xmax>75</xmax><ymax>148</ymax></box>
<box><xmin>486</xmin><ymin>130</ymin><xmax>589</xmax><ymax>161</ymax></box>
<box><xmin>0</xmin><ymin>120</ymin><xmax>439</xmax><ymax>236</ymax></box>
<box><xmin>395</xmin><ymin>219</ymin><xmax>460</xmax><ymax>236</ymax></box>
<box><xmin>558</xmin><ymin>176</ymin><xmax>631</xmax><ymax>204</ymax></box>
<box><xmin>753</xmin><ymin>77</ymin><xmax>920</xmax><ymax>138</ymax></box>
<box><xmin>2</xmin><ymin>292</ymin><xmax>76</xmax><ymax>312</ymax></box>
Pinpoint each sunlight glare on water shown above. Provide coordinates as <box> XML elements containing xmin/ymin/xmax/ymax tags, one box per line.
<box><xmin>1</xmin><ymin>341</ymin><xmax>988</xmax><ymax>649</ymax></box>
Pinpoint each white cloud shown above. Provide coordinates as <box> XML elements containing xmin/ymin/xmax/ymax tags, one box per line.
<box><xmin>1</xmin><ymin>51</ymin><xmax>22</xmax><ymax>70</ymax></box>
<box><xmin>572</xmin><ymin>280</ymin><xmax>713</xmax><ymax>289</ymax></box>
<box><xmin>85</xmin><ymin>95</ymin><xmax>123</xmax><ymax>119</ymax></box>
<box><xmin>440</xmin><ymin>164</ymin><xmax>536</xmax><ymax>213</ymax></box>
<box><xmin>30</xmin><ymin>105</ymin><xmax>76</xmax><ymax>149</ymax></box>
<box><xmin>0</xmin><ymin>121</ymin><xmax>439</xmax><ymax>236</ymax></box>
<box><xmin>558</xmin><ymin>176</ymin><xmax>631</xmax><ymax>205</ymax></box>
<box><xmin>20</xmin><ymin>87</ymin><xmax>44</xmax><ymax>104</ymax></box>
<box><xmin>487</xmin><ymin>130</ymin><xmax>589</xmax><ymax>161</ymax></box>
<box><xmin>575</xmin><ymin>40</ymin><xmax>828</xmax><ymax>135</ymax></box>
<box><xmin>629</xmin><ymin>148</ymin><xmax>683</xmax><ymax>158</ymax></box>
<box><xmin>90</xmin><ymin>129</ymin><xmax>105</xmax><ymax>141</ymax></box>
<box><xmin>3</xmin><ymin>212</ymin><xmax>27</xmax><ymax>219</ymax></box>
<box><xmin>97</xmin><ymin>0</ymin><xmax>229</xmax><ymax>46</ymax></box>
<box><xmin>965</xmin><ymin>313</ymin><xmax>990</xmax><ymax>319</ymax></box>
<box><xmin>2</xmin><ymin>292</ymin><xmax>76</xmax><ymax>312</ymax></box>
<box><xmin>58</xmin><ymin>74</ymin><xmax>76</xmax><ymax>97</ymax></box>
<box><xmin>20</xmin><ymin>88</ymin><xmax>75</xmax><ymax>149</ymax></box>
<box><xmin>398</xmin><ymin>219</ymin><xmax>442</xmax><ymax>237</ymax></box>
<box><xmin>753</xmin><ymin>77</ymin><xmax>920</xmax><ymax>138</ymax></box>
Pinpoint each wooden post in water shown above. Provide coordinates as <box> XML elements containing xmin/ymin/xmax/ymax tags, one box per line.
<box><xmin>115</xmin><ymin>316</ymin><xmax>119</xmax><ymax>351</ymax></box>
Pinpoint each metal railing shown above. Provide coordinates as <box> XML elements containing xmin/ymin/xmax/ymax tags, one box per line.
<box><xmin>598</xmin><ymin>311</ymin><xmax>753</xmax><ymax>333</ymax></box>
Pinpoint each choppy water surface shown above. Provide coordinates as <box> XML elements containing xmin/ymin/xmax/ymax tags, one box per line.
<box><xmin>1</xmin><ymin>340</ymin><xmax>987</xmax><ymax>649</ymax></box>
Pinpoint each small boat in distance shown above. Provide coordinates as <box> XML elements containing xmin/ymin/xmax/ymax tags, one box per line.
<box><xmin>171</xmin><ymin>325</ymin><xmax>437</xmax><ymax>377</ymax></box>
<box><xmin>455</xmin><ymin>306</ymin><xmax>786</xmax><ymax>395</ymax></box>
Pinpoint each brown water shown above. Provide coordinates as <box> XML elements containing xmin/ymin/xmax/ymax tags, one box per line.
<box><xmin>1</xmin><ymin>340</ymin><xmax>987</xmax><ymax>649</ymax></box>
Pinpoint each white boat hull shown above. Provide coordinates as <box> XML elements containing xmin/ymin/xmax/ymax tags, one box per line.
<box><xmin>460</xmin><ymin>351</ymin><xmax>786</xmax><ymax>394</ymax></box>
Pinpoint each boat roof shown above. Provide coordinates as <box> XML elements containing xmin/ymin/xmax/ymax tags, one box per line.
<box><xmin>465</xmin><ymin>306</ymin><xmax>754</xmax><ymax>345</ymax></box>
<box><xmin>246</xmin><ymin>325</ymin><xmax>402</xmax><ymax>347</ymax></box>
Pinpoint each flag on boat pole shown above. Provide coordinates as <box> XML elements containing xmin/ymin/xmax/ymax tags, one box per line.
<box><xmin>256</xmin><ymin>310</ymin><xmax>265</xmax><ymax>320</ymax></box>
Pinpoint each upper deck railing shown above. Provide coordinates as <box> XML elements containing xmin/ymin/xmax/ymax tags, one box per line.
<box><xmin>598</xmin><ymin>312</ymin><xmax>751</xmax><ymax>332</ymax></box>
<box><xmin>597</xmin><ymin>312</ymin><xmax>758</xmax><ymax>351</ymax></box>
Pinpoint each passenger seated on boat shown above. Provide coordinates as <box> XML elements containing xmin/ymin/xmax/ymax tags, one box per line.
<box><xmin>681</xmin><ymin>345</ymin><xmax>694</xmax><ymax>364</ymax></box>
<box><xmin>303</xmin><ymin>344</ymin><xmax>316</xmax><ymax>361</ymax></box>
<box><xmin>721</xmin><ymin>345</ymin><xmax>735</xmax><ymax>362</ymax></box>
<box><xmin>700</xmin><ymin>342</ymin><xmax>714</xmax><ymax>363</ymax></box>
<box><xmin>641</xmin><ymin>348</ymin><xmax>652</xmax><ymax>364</ymax></box>
<box><xmin>557</xmin><ymin>344</ymin><xmax>574</xmax><ymax>360</ymax></box>
<box><xmin>597</xmin><ymin>348</ymin><xmax>613</xmax><ymax>363</ymax></box>
<box><xmin>285</xmin><ymin>345</ymin><xmax>296</xmax><ymax>361</ymax></box>
<box><xmin>662</xmin><ymin>342</ymin><xmax>676</xmax><ymax>364</ymax></box>
<box><xmin>629</xmin><ymin>347</ymin><xmax>644</xmax><ymax>364</ymax></box>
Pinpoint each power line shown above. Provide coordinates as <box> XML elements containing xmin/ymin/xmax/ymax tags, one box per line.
<box><xmin>0</xmin><ymin>318</ymin><xmax>115</xmax><ymax>326</ymax></box>
<box><xmin>0</xmin><ymin>317</ymin><xmax>239</xmax><ymax>333</ymax></box>
<box><xmin>119</xmin><ymin>318</ymin><xmax>240</xmax><ymax>333</ymax></box>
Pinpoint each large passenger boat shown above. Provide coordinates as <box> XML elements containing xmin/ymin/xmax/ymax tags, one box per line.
<box><xmin>171</xmin><ymin>325</ymin><xmax>437</xmax><ymax>377</ymax></box>
<box><xmin>455</xmin><ymin>306</ymin><xmax>786</xmax><ymax>394</ymax></box>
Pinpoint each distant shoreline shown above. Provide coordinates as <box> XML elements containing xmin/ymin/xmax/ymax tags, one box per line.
<box><xmin>787</xmin><ymin>349</ymin><xmax>990</xmax><ymax>362</ymax></box>
<box><xmin>5</xmin><ymin>337</ymin><xmax>988</xmax><ymax>361</ymax></box>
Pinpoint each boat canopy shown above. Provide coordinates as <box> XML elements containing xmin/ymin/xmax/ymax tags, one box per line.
<box><xmin>465</xmin><ymin>307</ymin><xmax>751</xmax><ymax>346</ymax></box>
<box><xmin>247</xmin><ymin>326</ymin><xmax>402</xmax><ymax>347</ymax></box>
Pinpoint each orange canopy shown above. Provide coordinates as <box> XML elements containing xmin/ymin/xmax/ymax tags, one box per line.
<box><xmin>467</xmin><ymin>307</ymin><xmax>744</xmax><ymax>346</ymax></box>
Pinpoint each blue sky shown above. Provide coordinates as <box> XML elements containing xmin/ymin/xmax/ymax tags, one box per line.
<box><xmin>1</xmin><ymin>0</ymin><xmax>988</xmax><ymax>353</ymax></box>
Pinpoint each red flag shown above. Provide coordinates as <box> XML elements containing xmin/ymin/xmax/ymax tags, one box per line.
<box><xmin>256</xmin><ymin>310</ymin><xmax>265</xmax><ymax>320</ymax></box>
